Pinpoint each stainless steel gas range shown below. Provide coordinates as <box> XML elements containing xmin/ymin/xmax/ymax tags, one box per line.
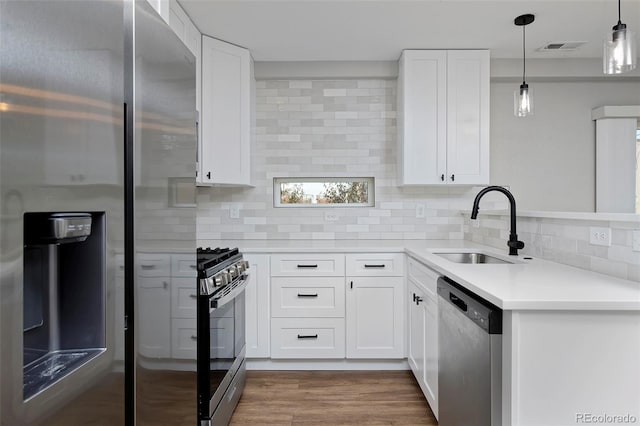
<box><xmin>196</xmin><ymin>247</ymin><xmax>249</xmax><ymax>426</ymax></box>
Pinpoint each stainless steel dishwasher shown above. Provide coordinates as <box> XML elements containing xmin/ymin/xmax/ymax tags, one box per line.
<box><xmin>437</xmin><ymin>276</ymin><xmax>502</xmax><ymax>426</ymax></box>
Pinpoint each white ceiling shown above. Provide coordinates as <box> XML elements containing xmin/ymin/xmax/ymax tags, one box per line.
<box><xmin>180</xmin><ymin>0</ymin><xmax>640</xmax><ymax>61</ymax></box>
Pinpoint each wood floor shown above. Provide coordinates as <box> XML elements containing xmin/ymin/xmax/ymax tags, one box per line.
<box><xmin>44</xmin><ymin>369</ymin><xmax>436</xmax><ymax>425</ymax></box>
<box><xmin>230</xmin><ymin>370</ymin><xmax>438</xmax><ymax>425</ymax></box>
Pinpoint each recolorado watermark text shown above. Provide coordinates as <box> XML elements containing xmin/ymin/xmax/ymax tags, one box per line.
<box><xmin>576</xmin><ymin>413</ymin><xmax>638</xmax><ymax>424</ymax></box>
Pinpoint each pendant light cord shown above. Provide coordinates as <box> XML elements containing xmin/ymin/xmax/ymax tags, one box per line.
<box><xmin>522</xmin><ymin>25</ymin><xmax>526</xmax><ymax>84</ymax></box>
<box><xmin>618</xmin><ymin>0</ymin><xmax>622</xmax><ymax>24</ymax></box>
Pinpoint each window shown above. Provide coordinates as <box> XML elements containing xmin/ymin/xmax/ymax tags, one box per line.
<box><xmin>274</xmin><ymin>177</ymin><xmax>375</xmax><ymax>207</ymax></box>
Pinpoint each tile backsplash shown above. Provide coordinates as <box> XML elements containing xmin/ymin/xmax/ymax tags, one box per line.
<box><xmin>197</xmin><ymin>79</ymin><xmax>485</xmax><ymax>241</ymax></box>
<box><xmin>464</xmin><ymin>214</ymin><xmax>640</xmax><ymax>282</ymax></box>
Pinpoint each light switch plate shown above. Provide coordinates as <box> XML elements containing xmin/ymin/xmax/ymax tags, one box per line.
<box><xmin>632</xmin><ymin>230</ymin><xmax>640</xmax><ymax>252</ymax></box>
<box><xmin>589</xmin><ymin>226</ymin><xmax>611</xmax><ymax>247</ymax></box>
<box><xmin>229</xmin><ymin>205</ymin><xmax>240</xmax><ymax>219</ymax></box>
<box><xmin>324</xmin><ymin>211</ymin><xmax>338</xmax><ymax>222</ymax></box>
<box><xmin>416</xmin><ymin>204</ymin><xmax>425</xmax><ymax>219</ymax></box>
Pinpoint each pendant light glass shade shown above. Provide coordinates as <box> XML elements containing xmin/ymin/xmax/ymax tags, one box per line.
<box><xmin>603</xmin><ymin>0</ymin><xmax>637</xmax><ymax>74</ymax></box>
<box><xmin>514</xmin><ymin>83</ymin><xmax>533</xmax><ymax>117</ymax></box>
<box><xmin>514</xmin><ymin>14</ymin><xmax>535</xmax><ymax>118</ymax></box>
<box><xmin>604</xmin><ymin>25</ymin><xmax>637</xmax><ymax>74</ymax></box>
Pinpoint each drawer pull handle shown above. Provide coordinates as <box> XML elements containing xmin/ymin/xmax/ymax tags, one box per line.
<box><xmin>297</xmin><ymin>264</ymin><xmax>318</xmax><ymax>268</ymax></box>
<box><xmin>297</xmin><ymin>293</ymin><xmax>318</xmax><ymax>298</ymax></box>
<box><xmin>189</xmin><ymin>265</ymin><xmax>197</xmax><ymax>269</ymax></box>
<box><xmin>364</xmin><ymin>264</ymin><xmax>385</xmax><ymax>268</ymax></box>
<box><xmin>297</xmin><ymin>334</ymin><xmax>318</xmax><ymax>339</ymax></box>
<box><xmin>140</xmin><ymin>264</ymin><xmax>156</xmax><ymax>270</ymax></box>
<box><xmin>190</xmin><ymin>335</ymin><xmax>197</xmax><ymax>341</ymax></box>
<box><xmin>189</xmin><ymin>294</ymin><xmax>198</xmax><ymax>299</ymax></box>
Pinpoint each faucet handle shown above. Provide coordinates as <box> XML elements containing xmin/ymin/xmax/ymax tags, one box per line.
<box><xmin>508</xmin><ymin>240</ymin><xmax>525</xmax><ymax>250</ymax></box>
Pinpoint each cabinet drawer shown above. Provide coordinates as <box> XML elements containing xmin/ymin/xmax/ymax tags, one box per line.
<box><xmin>271</xmin><ymin>277</ymin><xmax>345</xmax><ymax>318</ymax></box>
<box><xmin>170</xmin><ymin>277</ymin><xmax>198</xmax><ymax>318</ymax></box>
<box><xmin>137</xmin><ymin>253</ymin><xmax>171</xmax><ymax>277</ymax></box>
<box><xmin>171</xmin><ymin>254</ymin><xmax>198</xmax><ymax>277</ymax></box>
<box><xmin>171</xmin><ymin>317</ymin><xmax>234</xmax><ymax>359</ymax></box>
<box><xmin>270</xmin><ymin>254</ymin><xmax>344</xmax><ymax>277</ymax></box>
<box><xmin>408</xmin><ymin>257</ymin><xmax>439</xmax><ymax>296</ymax></box>
<box><xmin>270</xmin><ymin>318</ymin><xmax>345</xmax><ymax>359</ymax></box>
<box><xmin>346</xmin><ymin>253</ymin><xmax>404</xmax><ymax>276</ymax></box>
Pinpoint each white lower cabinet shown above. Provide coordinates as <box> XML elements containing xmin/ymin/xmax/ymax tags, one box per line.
<box><xmin>266</xmin><ymin>252</ymin><xmax>407</xmax><ymax>361</ymax></box>
<box><xmin>245</xmin><ymin>254</ymin><xmax>270</xmax><ymax>358</ymax></box>
<box><xmin>170</xmin><ymin>318</ymin><xmax>198</xmax><ymax>359</ymax></box>
<box><xmin>138</xmin><ymin>276</ymin><xmax>171</xmax><ymax>358</ymax></box>
<box><xmin>407</xmin><ymin>257</ymin><xmax>439</xmax><ymax>418</ymax></box>
<box><xmin>171</xmin><ymin>317</ymin><xmax>234</xmax><ymax>360</ymax></box>
<box><xmin>270</xmin><ymin>318</ymin><xmax>345</xmax><ymax>359</ymax></box>
<box><xmin>346</xmin><ymin>276</ymin><xmax>405</xmax><ymax>359</ymax></box>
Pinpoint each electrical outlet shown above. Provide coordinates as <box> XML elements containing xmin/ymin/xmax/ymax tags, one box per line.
<box><xmin>632</xmin><ymin>230</ymin><xmax>640</xmax><ymax>252</ymax></box>
<box><xmin>416</xmin><ymin>204</ymin><xmax>425</xmax><ymax>219</ymax></box>
<box><xmin>324</xmin><ymin>211</ymin><xmax>338</xmax><ymax>222</ymax></box>
<box><xmin>589</xmin><ymin>226</ymin><xmax>611</xmax><ymax>247</ymax></box>
<box><xmin>229</xmin><ymin>205</ymin><xmax>240</xmax><ymax>219</ymax></box>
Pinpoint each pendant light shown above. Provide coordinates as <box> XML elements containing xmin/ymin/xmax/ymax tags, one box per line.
<box><xmin>603</xmin><ymin>0</ymin><xmax>637</xmax><ymax>74</ymax></box>
<box><xmin>514</xmin><ymin>14</ymin><xmax>535</xmax><ymax>117</ymax></box>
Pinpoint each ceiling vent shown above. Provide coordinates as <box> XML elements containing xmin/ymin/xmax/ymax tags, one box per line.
<box><xmin>537</xmin><ymin>41</ymin><xmax>587</xmax><ymax>51</ymax></box>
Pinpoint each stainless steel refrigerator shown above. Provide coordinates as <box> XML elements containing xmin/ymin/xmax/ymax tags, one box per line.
<box><xmin>0</xmin><ymin>1</ymin><xmax>197</xmax><ymax>424</ymax></box>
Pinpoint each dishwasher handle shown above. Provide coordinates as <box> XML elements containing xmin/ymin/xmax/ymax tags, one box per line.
<box><xmin>449</xmin><ymin>293</ymin><xmax>467</xmax><ymax>312</ymax></box>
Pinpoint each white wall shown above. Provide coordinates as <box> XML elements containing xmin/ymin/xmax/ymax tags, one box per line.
<box><xmin>490</xmin><ymin>80</ymin><xmax>640</xmax><ymax>212</ymax></box>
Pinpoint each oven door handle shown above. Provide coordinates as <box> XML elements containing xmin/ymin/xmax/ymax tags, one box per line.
<box><xmin>210</xmin><ymin>274</ymin><xmax>249</xmax><ymax>311</ymax></box>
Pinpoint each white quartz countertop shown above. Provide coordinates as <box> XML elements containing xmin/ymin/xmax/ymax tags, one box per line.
<box><xmin>214</xmin><ymin>239</ymin><xmax>640</xmax><ymax>311</ymax></box>
<box><xmin>405</xmin><ymin>247</ymin><xmax>640</xmax><ymax>311</ymax></box>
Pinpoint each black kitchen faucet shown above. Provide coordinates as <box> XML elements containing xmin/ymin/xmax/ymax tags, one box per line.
<box><xmin>471</xmin><ymin>186</ymin><xmax>525</xmax><ymax>256</ymax></box>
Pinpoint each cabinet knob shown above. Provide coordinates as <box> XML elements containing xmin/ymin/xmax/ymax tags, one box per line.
<box><xmin>206</xmin><ymin>171</ymin><xmax>211</xmax><ymax>179</ymax></box>
<box><xmin>450</xmin><ymin>174</ymin><xmax>455</xmax><ymax>182</ymax></box>
<box><xmin>416</xmin><ymin>296</ymin><xmax>423</xmax><ymax>305</ymax></box>
<box><xmin>190</xmin><ymin>335</ymin><xmax>197</xmax><ymax>341</ymax></box>
<box><xmin>440</xmin><ymin>174</ymin><xmax>444</xmax><ymax>182</ymax></box>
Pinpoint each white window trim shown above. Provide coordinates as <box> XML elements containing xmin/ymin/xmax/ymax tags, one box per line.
<box><xmin>273</xmin><ymin>177</ymin><xmax>375</xmax><ymax>208</ymax></box>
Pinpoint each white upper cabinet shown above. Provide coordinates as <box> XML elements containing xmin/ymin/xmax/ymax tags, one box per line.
<box><xmin>168</xmin><ymin>0</ymin><xmax>200</xmax><ymax>57</ymax></box>
<box><xmin>200</xmin><ymin>36</ymin><xmax>253</xmax><ymax>186</ymax></box>
<box><xmin>398</xmin><ymin>50</ymin><xmax>490</xmax><ymax>185</ymax></box>
<box><xmin>146</xmin><ymin>0</ymin><xmax>170</xmax><ymax>24</ymax></box>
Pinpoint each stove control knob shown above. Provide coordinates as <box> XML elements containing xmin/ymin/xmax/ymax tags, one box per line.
<box><xmin>242</xmin><ymin>260</ymin><xmax>250</xmax><ymax>270</ymax></box>
<box><xmin>235</xmin><ymin>263</ymin><xmax>245</xmax><ymax>274</ymax></box>
<box><xmin>214</xmin><ymin>272</ymin><xmax>228</xmax><ymax>287</ymax></box>
<box><xmin>226</xmin><ymin>266</ymin><xmax>237</xmax><ymax>280</ymax></box>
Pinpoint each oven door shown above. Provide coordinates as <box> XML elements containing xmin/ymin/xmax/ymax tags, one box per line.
<box><xmin>198</xmin><ymin>274</ymin><xmax>248</xmax><ymax>422</ymax></box>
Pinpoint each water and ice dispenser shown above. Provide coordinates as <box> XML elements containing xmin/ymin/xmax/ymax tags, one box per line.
<box><xmin>23</xmin><ymin>212</ymin><xmax>106</xmax><ymax>401</ymax></box>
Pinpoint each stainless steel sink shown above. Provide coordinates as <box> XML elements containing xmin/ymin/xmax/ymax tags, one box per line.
<box><xmin>434</xmin><ymin>252</ymin><xmax>514</xmax><ymax>264</ymax></box>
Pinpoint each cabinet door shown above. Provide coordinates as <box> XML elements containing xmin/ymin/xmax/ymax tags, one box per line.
<box><xmin>424</xmin><ymin>292</ymin><xmax>439</xmax><ymax>417</ymax></box>
<box><xmin>245</xmin><ymin>254</ymin><xmax>270</xmax><ymax>358</ymax></box>
<box><xmin>446</xmin><ymin>50</ymin><xmax>490</xmax><ymax>185</ymax></box>
<box><xmin>145</xmin><ymin>0</ymin><xmax>169</xmax><ymax>24</ymax></box>
<box><xmin>170</xmin><ymin>277</ymin><xmax>198</xmax><ymax>319</ymax></box>
<box><xmin>408</xmin><ymin>280</ymin><xmax>426</xmax><ymax>383</ymax></box>
<box><xmin>138</xmin><ymin>277</ymin><xmax>171</xmax><ymax>358</ymax></box>
<box><xmin>346</xmin><ymin>276</ymin><xmax>404</xmax><ymax>359</ymax></box>
<box><xmin>398</xmin><ymin>50</ymin><xmax>447</xmax><ymax>185</ymax></box>
<box><xmin>168</xmin><ymin>0</ymin><xmax>188</xmax><ymax>46</ymax></box>
<box><xmin>201</xmin><ymin>36</ymin><xmax>252</xmax><ymax>186</ymax></box>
